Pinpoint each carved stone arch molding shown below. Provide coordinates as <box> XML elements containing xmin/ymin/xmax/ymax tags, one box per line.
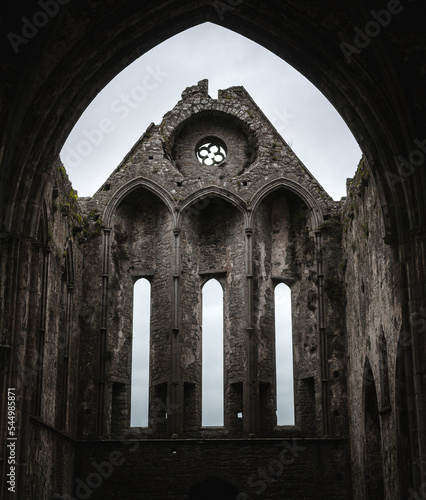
<box><xmin>97</xmin><ymin>177</ymin><xmax>176</xmax><ymax>436</ymax></box>
<box><xmin>249</xmin><ymin>177</ymin><xmax>325</xmax><ymax>230</ymax></box>
<box><xmin>103</xmin><ymin>177</ymin><xmax>177</xmax><ymax>228</ymax></box>
<box><xmin>176</xmin><ymin>186</ymin><xmax>249</xmax><ymax>229</ymax></box>
<box><xmin>248</xmin><ymin>177</ymin><xmax>330</xmax><ymax>435</ymax></box>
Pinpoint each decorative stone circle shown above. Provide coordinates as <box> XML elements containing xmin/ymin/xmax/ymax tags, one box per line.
<box><xmin>196</xmin><ymin>137</ymin><xmax>227</xmax><ymax>166</ymax></box>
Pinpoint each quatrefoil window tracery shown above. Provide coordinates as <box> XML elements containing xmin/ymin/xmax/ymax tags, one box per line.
<box><xmin>196</xmin><ymin>139</ymin><xmax>227</xmax><ymax>166</ymax></box>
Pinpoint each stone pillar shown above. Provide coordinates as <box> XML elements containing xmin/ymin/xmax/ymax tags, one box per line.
<box><xmin>96</xmin><ymin>228</ymin><xmax>111</xmax><ymax>437</ymax></box>
<box><xmin>169</xmin><ymin>227</ymin><xmax>183</xmax><ymax>436</ymax></box>
<box><xmin>244</xmin><ymin>228</ymin><xmax>259</xmax><ymax>436</ymax></box>
<box><xmin>316</xmin><ymin>229</ymin><xmax>330</xmax><ymax>436</ymax></box>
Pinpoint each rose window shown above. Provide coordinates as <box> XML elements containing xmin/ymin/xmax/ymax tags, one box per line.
<box><xmin>196</xmin><ymin>138</ymin><xmax>227</xmax><ymax>166</ymax></box>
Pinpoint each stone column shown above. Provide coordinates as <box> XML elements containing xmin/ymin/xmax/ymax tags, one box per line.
<box><xmin>169</xmin><ymin>227</ymin><xmax>183</xmax><ymax>436</ymax></box>
<box><xmin>244</xmin><ymin>228</ymin><xmax>259</xmax><ymax>436</ymax></box>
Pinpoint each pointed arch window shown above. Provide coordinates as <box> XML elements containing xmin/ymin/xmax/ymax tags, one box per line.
<box><xmin>202</xmin><ymin>279</ymin><xmax>224</xmax><ymax>426</ymax></box>
<box><xmin>275</xmin><ymin>282</ymin><xmax>294</xmax><ymax>425</ymax></box>
<box><xmin>131</xmin><ymin>278</ymin><xmax>151</xmax><ymax>427</ymax></box>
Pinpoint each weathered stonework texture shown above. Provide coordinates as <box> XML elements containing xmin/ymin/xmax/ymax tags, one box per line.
<box><xmin>1</xmin><ymin>3</ymin><xmax>424</xmax><ymax>499</ymax></box>
<box><xmin>51</xmin><ymin>80</ymin><xmax>350</xmax><ymax>497</ymax></box>
<box><xmin>342</xmin><ymin>159</ymin><xmax>403</xmax><ymax>498</ymax></box>
<box><xmin>0</xmin><ymin>79</ymin><xmax>417</xmax><ymax>499</ymax></box>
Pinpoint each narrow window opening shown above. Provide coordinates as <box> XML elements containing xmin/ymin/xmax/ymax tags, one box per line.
<box><xmin>131</xmin><ymin>278</ymin><xmax>151</xmax><ymax>427</ymax></box>
<box><xmin>275</xmin><ymin>282</ymin><xmax>295</xmax><ymax>425</ymax></box>
<box><xmin>202</xmin><ymin>279</ymin><xmax>224</xmax><ymax>426</ymax></box>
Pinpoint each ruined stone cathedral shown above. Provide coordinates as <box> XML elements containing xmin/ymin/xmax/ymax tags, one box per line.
<box><xmin>0</xmin><ymin>75</ymin><xmax>411</xmax><ymax>499</ymax></box>
<box><xmin>2</xmin><ymin>2</ymin><xmax>425</xmax><ymax>498</ymax></box>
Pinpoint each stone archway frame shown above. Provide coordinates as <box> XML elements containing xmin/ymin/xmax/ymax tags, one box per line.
<box><xmin>2</xmin><ymin>2</ymin><xmax>420</xmax><ymax>250</ymax></box>
<box><xmin>249</xmin><ymin>177</ymin><xmax>325</xmax><ymax>230</ymax></box>
<box><xmin>250</xmin><ymin>177</ymin><xmax>330</xmax><ymax>433</ymax></box>
<box><xmin>176</xmin><ymin>185</ymin><xmax>249</xmax><ymax>229</ymax></box>
<box><xmin>96</xmin><ymin>176</ymin><xmax>175</xmax><ymax>436</ymax></box>
<box><xmin>102</xmin><ymin>176</ymin><xmax>177</xmax><ymax>229</ymax></box>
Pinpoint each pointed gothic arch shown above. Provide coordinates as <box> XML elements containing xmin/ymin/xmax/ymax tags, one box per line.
<box><xmin>363</xmin><ymin>357</ymin><xmax>384</xmax><ymax>499</ymax></box>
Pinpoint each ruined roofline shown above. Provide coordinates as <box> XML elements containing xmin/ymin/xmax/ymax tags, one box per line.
<box><xmin>179</xmin><ymin>79</ymin><xmax>334</xmax><ymax>203</ymax></box>
<box><xmin>177</xmin><ymin>80</ymin><xmax>335</xmax><ymax>203</ymax></box>
<box><xmin>84</xmin><ymin>79</ymin><xmax>335</xmax><ymax>209</ymax></box>
<box><xmin>91</xmin><ymin>122</ymin><xmax>157</xmax><ymax>196</ymax></box>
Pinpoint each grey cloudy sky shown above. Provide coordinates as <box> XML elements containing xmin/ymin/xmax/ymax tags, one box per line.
<box><xmin>61</xmin><ymin>22</ymin><xmax>361</xmax><ymax>200</ymax></box>
<box><xmin>63</xmin><ymin>22</ymin><xmax>361</xmax><ymax>428</ymax></box>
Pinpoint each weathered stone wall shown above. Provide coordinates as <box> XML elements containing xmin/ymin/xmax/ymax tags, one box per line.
<box><xmin>1</xmin><ymin>2</ymin><xmax>425</xmax><ymax>498</ymax></box>
<box><xmin>75</xmin><ymin>82</ymin><xmax>349</xmax><ymax>448</ymax></box>
<box><xmin>252</xmin><ymin>190</ymin><xmax>320</xmax><ymax>433</ymax></box>
<box><xmin>14</xmin><ymin>82</ymin><xmax>351</xmax><ymax>499</ymax></box>
<box><xmin>342</xmin><ymin>159</ymin><xmax>403</xmax><ymax>499</ymax></box>
<box><xmin>25</xmin><ymin>421</ymin><xmax>75</xmax><ymax>500</ymax></box>
<box><xmin>20</xmin><ymin>160</ymin><xmax>86</xmax><ymax>497</ymax></box>
<box><xmin>72</xmin><ymin>438</ymin><xmax>350</xmax><ymax>500</ymax></box>
<box><xmin>82</xmin><ymin>80</ymin><xmax>333</xmax><ymax>219</ymax></box>
<box><xmin>180</xmin><ymin>196</ymin><xmax>246</xmax><ymax>435</ymax></box>
<box><xmin>319</xmin><ymin>210</ymin><xmax>349</xmax><ymax>439</ymax></box>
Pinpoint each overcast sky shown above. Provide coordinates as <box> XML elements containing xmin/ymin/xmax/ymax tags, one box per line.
<box><xmin>61</xmin><ymin>22</ymin><xmax>361</xmax><ymax>200</ymax></box>
<box><xmin>65</xmin><ymin>22</ymin><xmax>362</xmax><ymax>428</ymax></box>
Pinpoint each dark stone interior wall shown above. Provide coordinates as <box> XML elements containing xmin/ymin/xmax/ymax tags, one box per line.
<box><xmin>74</xmin><ymin>438</ymin><xmax>350</xmax><ymax>500</ymax></box>
<box><xmin>14</xmin><ymin>150</ymin><xmax>399</xmax><ymax>500</ymax></box>
<box><xmin>0</xmin><ymin>113</ymin><xmax>396</xmax><ymax>500</ymax></box>
<box><xmin>342</xmin><ymin>160</ymin><xmax>403</xmax><ymax>498</ymax></box>
<box><xmin>19</xmin><ymin>161</ymin><xmax>86</xmax><ymax>498</ymax></box>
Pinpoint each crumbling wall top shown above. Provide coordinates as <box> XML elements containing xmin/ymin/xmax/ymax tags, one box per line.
<box><xmin>181</xmin><ymin>79</ymin><xmax>209</xmax><ymax>100</ymax></box>
<box><xmin>82</xmin><ymin>79</ymin><xmax>336</xmax><ymax>226</ymax></box>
